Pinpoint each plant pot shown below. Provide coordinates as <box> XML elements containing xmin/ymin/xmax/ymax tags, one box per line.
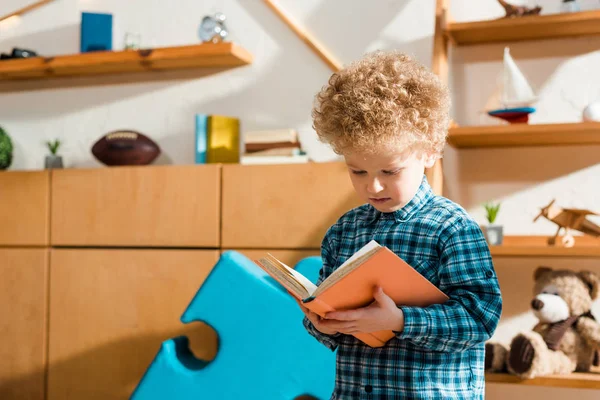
<box><xmin>45</xmin><ymin>155</ymin><xmax>63</xmax><ymax>169</ymax></box>
<box><xmin>482</xmin><ymin>224</ymin><xmax>503</xmax><ymax>246</ymax></box>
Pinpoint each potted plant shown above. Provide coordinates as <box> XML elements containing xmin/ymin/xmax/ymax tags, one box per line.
<box><xmin>45</xmin><ymin>139</ymin><xmax>63</xmax><ymax>169</ymax></box>
<box><xmin>0</xmin><ymin>126</ymin><xmax>12</xmax><ymax>170</ymax></box>
<box><xmin>482</xmin><ymin>202</ymin><xmax>503</xmax><ymax>246</ymax></box>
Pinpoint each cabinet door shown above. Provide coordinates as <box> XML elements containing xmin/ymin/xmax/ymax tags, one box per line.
<box><xmin>0</xmin><ymin>249</ymin><xmax>48</xmax><ymax>399</ymax></box>
<box><xmin>51</xmin><ymin>165</ymin><xmax>220</xmax><ymax>247</ymax></box>
<box><xmin>48</xmin><ymin>249</ymin><xmax>219</xmax><ymax>400</ymax></box>
<box><xmin>222</xmin><ymin>162</ymin><xmax>361</xmax><ymax>249</ymax></box>
<box><xmin>0</xmin><ymin>171</ymin><xmax>50</xmax><ymax>245</ymax></box>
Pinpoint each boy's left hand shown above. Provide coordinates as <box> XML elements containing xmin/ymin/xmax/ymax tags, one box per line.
<box><xmin>323</xmin><ymin>287</ymin><xmax>404</xmax><ymax>334</ymax></box>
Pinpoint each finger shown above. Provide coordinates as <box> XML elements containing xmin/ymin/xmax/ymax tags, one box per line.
<box><xmin>373</xmin><ymin>286</ymin><xmax>396</xmax><ymax>308</ymax></box>
<box><xmin>320</xmin><ymin>319</ymin><xmax>357</xmax><ymax>331</ymax></box>
<box><xmin>326</xmin><ymin>309</ymin><xmax>363</xmax><ymax>321</ymax></box>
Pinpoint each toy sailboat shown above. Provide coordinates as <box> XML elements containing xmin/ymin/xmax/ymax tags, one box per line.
<box><xmin>486</xmin><ymin>47</ymin><xmax>537</xmax><ymax>124</ymax></box>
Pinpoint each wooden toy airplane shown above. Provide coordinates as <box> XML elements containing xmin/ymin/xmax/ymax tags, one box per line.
<box><xmin>534</xmin><ymin>199</ymin><xmax>600</xmax><ymax>247</ymax></box>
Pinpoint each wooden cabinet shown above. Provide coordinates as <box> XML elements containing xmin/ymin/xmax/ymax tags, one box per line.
<box><xmin>47</xmin><ymin>249</ymin><xmax>219</xmax><ymax>400</ymax></box>
<box><xmin>0</xmin><ymin>249</ymin><xmax>48</xmax><ymax>399</ymax></box>
<box><xmin>0</xmin><ymin>171</ymin><xmax>50</xmax><ymax>246</ymax></box>
<box><xmin>51</xmin><ymin>165</ymin><xmax>220</xmax><ymax>247</ymax></box>
<box><xmin>221</xmin><ymin>162</ymin><xmax>361</xmax><ymax>249</ymax></box>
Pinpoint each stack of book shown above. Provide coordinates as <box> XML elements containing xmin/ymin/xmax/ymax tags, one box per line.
<box><xmin>240</xmin><ymin>129</ymin><xmax>309</xmax><ymax>165</ymax></box>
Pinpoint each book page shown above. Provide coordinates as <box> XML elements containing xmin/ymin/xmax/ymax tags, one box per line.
<box><xmin>267</xmin><ymin>254</ymin><xmax>318</xmax><ymax>296</ymax></box>
<box><xmin>337</xmin><ymin>240</ymin><xmax>380</xmax><ymax>271</ymax></box>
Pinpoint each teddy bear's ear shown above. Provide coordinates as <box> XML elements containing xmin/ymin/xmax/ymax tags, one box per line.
<box><xmin>578</xmin><ymin>270</ymin><xmax>600</xmax><ymax>300</ymax></box>
<box><xmin>534</xmin><ymin>266</ymin><xmax>553</xmax><ymax>281</ymax></box>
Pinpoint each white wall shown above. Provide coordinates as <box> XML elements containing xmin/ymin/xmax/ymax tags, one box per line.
<box><xmin>1</xmin><ymin>0</ymin><xmax>599</xmax><ymax>398</ymax></box>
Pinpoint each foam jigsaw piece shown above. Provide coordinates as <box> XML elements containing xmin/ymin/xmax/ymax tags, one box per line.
<box><xmin>131</xmin><ymin>251</ymin><xmax>335</xmax><ymax>400</ymax></box>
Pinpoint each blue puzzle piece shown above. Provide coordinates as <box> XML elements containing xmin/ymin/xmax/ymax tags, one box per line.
<box><xmin>131</xmin><ymin>252</ymin><xmax>335</xmax><ymax>400</ymax></box>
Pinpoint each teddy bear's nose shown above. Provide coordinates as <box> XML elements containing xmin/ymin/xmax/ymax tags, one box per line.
<box><xmin>531</xmin><ymin>298</ymin><xmax>544</xmax><ymax>310</ymax></box>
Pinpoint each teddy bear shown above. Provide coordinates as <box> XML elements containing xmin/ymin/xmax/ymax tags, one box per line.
<box><xmin>485</xmin><ymin>266</ymin><xmax>600</xmax><ymax>379</ymax></box>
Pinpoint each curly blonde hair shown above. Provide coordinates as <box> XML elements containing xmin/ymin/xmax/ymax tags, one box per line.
<box><xmin>312</xmin><ymin>50</ymin><xmax>450</xmax><ymax>157</ymax></box>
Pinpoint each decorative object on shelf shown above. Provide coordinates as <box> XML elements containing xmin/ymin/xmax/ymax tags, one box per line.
<box><xmin>198</xmin><ymin>12</ymin><xmax>228</xmax><ymax>43</ymax></box>
<box><xmin>497</xmin><ymin>0</ymin><xmax>542</xmax><ymax>18</ymax></box>
<box><xmin>533</xmin><ymin>199</ymin><xmax>600</xmax><ymax>247</ymax></box>
<box><xmin>123</xmin><ymin>32</ymin><xmax>142</xmax><ymax>50</ymax></box>
<box><xmin>482</xmin><ymin>202</ymin><xmax>503</xmax><ymax>245</ymax></box>
<box><xmin>44</xmin><ymin>139</ymin><xmax>63</xmax><ymax>169</ymax></box>
<box><xmin>486</xmin><ymin>47</ymin><xmax>537</xmax><ymax>124</ymax></box>
<box><xmin>80</xmin><ymin>11</ymin><xmax>113</xmax><ymax>52</ymax></box>
<box><xmin>561</xmin><ymin>0</ymin><xmax>581</xmax><ymax>13</ymax></box>
<box><xmin>485</xmin><ymin>266</ymin><xmax>600</xmax><ymax>379</ymax></box>
<box><xmin>91</xmin><ymin>130</ymin><xmax>161</xmax><ymax>166</ymax></box>
<box><xmin>0</xmin><ymin>126</ymin><xmax>13</xmax><ymax>170</ymax></box>
<box><xmin>583</xmin><ymin>100</ymin><xmax>600</xmax><ymax>122</ymax></box>
<box><xmin>0</xmin><ymin>47</ymin><xmax>38</xmax><ymax>60</ymax></box>
<box><xmin>561</xmin><ymin>90</ymin><xmax>600</xmax><ymax>122</ymax></box>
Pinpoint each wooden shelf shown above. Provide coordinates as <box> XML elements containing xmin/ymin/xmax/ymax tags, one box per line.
<box><xmin>446</xmin><ymin>10</ymin><xmax>600</xmax><ymax>45</ymax></box>
<box><xmin>489</xmin><ymin>236</ymin><xmax>600</xmax><ymax>257</ymax></box>
<box><xmin>0</xmin><ymin>42</ymin><xmax>252</xmax><ymax>82</ymax></box>
<box><xmin>447</xmin><ymin>122</ymin><xmax>600</xmax><ymax>148</ymax></box>
<box><xmin>486</xmin><ymin>367</ymin><xmax>600</xmax><ymax>389</ymax></box>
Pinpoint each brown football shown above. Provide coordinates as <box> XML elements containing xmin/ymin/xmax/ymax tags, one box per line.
<box><xmin>91</xmin><ymin>130</ymin><xmax>161</xmax><ymax>166</ymax></box>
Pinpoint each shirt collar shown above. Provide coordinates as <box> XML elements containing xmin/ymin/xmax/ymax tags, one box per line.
<box><xmin>366</xmin><ymin>174</ymin><xmax>434</xmax><ymax>224</ymax></box>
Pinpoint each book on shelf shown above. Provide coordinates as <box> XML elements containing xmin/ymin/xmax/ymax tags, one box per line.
<box><xmin>195</xmin><ymin>114</ymin><xmax>241</xmax><ymax>164</ymax></box>
<box><xmin>254</xmin><ymin>240</ymin><xmax>449</xmax><ymax>348</ymax></box>
<box><xmin>240</xmin><ymin>154</ymin><xmax>309</xmax><ymax>165</ymax></box>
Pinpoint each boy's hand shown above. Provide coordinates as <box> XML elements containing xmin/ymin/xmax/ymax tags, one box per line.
<box><xmin>294</xmin><ymin>298</ymin><xmax>339</xmax><ymax>336</ymax></box>
<box><xmin>323</xmin><ymin>287</ymin><xmax>405</xmax><ymax>334</ymax></box>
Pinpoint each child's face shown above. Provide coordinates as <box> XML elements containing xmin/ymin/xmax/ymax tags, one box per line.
<box><xmin>344</xmin><ymin>150</ymin><xmax>435</xmax><ymax>213</ymax></box>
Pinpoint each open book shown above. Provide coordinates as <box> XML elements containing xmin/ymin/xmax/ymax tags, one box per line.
<box><xmin>255</xmin><ymin>240</ymin><xmax>449</xmax><ymax>348</ymax></box>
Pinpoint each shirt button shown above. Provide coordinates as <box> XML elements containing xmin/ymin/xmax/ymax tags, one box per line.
<box><xmin>486</xmin><ymin>270</ymin><xmax>493</xmax><ymax>278</ymax></box>
<box><xmin>364</xmin><ymin>385</ymin><xmax>373</xmax><ymax>393</ymax></box>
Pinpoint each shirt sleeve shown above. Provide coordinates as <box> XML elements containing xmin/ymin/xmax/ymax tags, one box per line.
<box><xmin>395</xmin><ymin>219</ymin><xmax>503</xmax><ymax>352</ymax></box>
<box><xmin>302</xmin><ymin>225</ymin><xmax>341</xmax><ymax>351</ymax></box>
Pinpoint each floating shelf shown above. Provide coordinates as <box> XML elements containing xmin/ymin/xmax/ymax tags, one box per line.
<box><xmin>0</xmin><ymin>42</ymin><xmax>252</xmax><ymax>82</ymax></box>
<box><xmin>486</xmin><ymin>367</ymin><xmax>600</xmax><ymax>389</ymax></box>
<box><xmin>446</xmin><ymin>10</ymin><xmax>600</xmax><ymax>45</ymax></box>
<box><xmin>447</xmin><ymin>122</ymin><xmax>600</xmax><ymax>148</ymax></box>
<box><xmin>489</xmin><ymin>236</ymin><xmax>600</xmax><ymax>257</ymax></box>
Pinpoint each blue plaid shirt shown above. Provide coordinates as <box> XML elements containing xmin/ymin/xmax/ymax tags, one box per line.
<box><xmin>303</xmin><ymin>175</ymin><xmax>502</xmax><ymax>399</ymax></box>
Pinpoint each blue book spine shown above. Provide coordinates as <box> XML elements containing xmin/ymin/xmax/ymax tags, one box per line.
<box><xmin>81</xmin><ymin>12</ymin><xmax>113</xmax><ymax>53</ymax></box>
<box><xmin>195</xmin><ymin>114</ymin><xmax>208</xmax><ymax>164</ymax></box>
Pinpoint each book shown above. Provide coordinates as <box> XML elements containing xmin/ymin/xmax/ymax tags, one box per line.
<box><xmin>206</xmin><ymin>115</ymin><xmax>241</xmax><ymax>163</ymax></box>
<box><xmin>244</xmin><ymin>129</ymin><xmax>298</xmax><ymax>144</ymax></box>
<box><xmin>240</xmin><ymin>154</ymin><xmax>309</xmax><ymax>165</ymax></box>
<box><xmin>254</xmin><ymin>240</ymin><xmax>449</xmax><ymax>348</ymax></box>
<box><xmin>194</xmin><ymin>114</ymin><xmax>208</xmax><ymax>164</ymax></box>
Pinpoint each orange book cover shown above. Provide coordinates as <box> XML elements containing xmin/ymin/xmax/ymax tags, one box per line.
<box><xmin>254</xmin><ymin>240</ymin><xmax>449</xmax><ymax>348</ymax></box>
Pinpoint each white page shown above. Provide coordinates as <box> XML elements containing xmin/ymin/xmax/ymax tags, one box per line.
<box><xmin>277</xmin><ymin>258</ymin><xmax>318</xmax><ymax>296</ymax></box>
<box><xmin>337</xmin><ymin>240</ymin><xmax>381</xmax><ymax>272</ymax></box>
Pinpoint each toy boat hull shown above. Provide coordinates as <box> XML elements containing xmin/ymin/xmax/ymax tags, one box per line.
<box><xmin>487</xmin><ymin>107</ymin><xmax>536</xmax><ymax>124</ymax></box>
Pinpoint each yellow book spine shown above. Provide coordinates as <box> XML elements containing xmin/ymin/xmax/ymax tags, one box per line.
<box><xmin>207</xmin><ymin>115</ymin><xmax>240</xmax><ymax>163</ymax></box>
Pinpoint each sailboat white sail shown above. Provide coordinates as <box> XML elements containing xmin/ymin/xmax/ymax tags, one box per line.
<box><xmin>486</xmin><ymin>47</ymin><xmax>537</xmax><ymax>123</ymax></box>
<box><xmin>501</xmin><ymin>47</ymin><xmax>536</xmax><ymax>108</ymax></box>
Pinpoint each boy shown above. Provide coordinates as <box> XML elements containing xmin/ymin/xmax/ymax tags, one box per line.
<box><xmin>298</xmin><ymin>50</ymin><xmax>503</xmax><ymax>399</ymax></box>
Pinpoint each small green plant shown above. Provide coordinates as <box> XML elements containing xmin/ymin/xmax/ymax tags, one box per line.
<box><xmin>484</xmin><ymin>202</ymin><xmax>501</xmax><ymax>224</ymax></box>
<box><xmin>0</xmin><ymin>126</ymin><xmax>13</xmax><ymax>170</ymax></box>
<box><xmin>46</xmin><ymin>139</ymin><xmax>61</xmax><ymax>155</ymax></box>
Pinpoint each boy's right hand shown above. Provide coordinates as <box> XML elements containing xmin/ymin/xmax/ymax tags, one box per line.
<box><xmin>294</xmin><ymin>298</ymin><xmax>339</xmax><ymax>336</ymax></box>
